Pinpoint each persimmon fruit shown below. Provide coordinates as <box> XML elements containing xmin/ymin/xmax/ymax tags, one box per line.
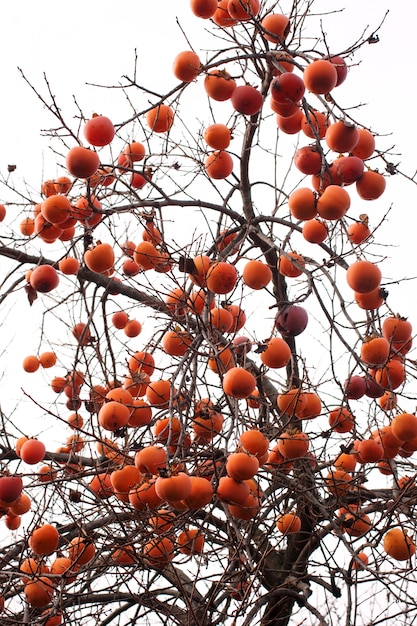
<box><xmin>173</xmin><ymin>51</ymin><xmax>201</xmax><ymax>82</ymax></box>
<box><xmin>222</xmin><ymin>367</ymin><xmax>256</xmax><ymax>399</ymax></box>
<box><xmin>30</xmin><ymin>265</ymin><xmax>59</xmax><ymax>293</ymax></box>
<box><xmin>84</xmin><ymin>114</ymin><xmax>115</xmax><ymax>147</ymax></box>
<box><xmin>66</xmin><ymin>146</ymin><xmax>100</xmax><ymax>179</ymax></box>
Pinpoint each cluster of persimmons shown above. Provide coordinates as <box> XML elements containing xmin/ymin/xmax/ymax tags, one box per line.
<box><xmin>0</xmin><ymin>0</ymin><xmax>416</xmax><ymax>623</ymax></box>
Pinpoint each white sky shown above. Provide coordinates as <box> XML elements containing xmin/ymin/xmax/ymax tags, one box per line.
<box><xmin>0</xmin><ymin>7</ymin><xmax>417</xmax><ymax>621</ymax></box>
<box><xmin>2</xmin><ymin>0</ymin><xmax>416</xmax><ymax>177</ymax></box>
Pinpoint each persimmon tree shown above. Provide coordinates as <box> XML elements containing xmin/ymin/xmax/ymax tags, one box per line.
<box><xmin>0</xmin><ymin>1</ymin><xmax>416</xmax><ymax>625</ymax></box>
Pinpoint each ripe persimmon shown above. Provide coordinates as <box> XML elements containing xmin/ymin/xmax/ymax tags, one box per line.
<box><xmin>178</xmin><ymin>528</ymin><xmax>205</xmax><ymax>554</ymax></box>
<box><xmin>23</xmin><ymin>355</ymin><xmax>40</xmax><ymax>373</ymax></box>
<box><xmin>277</xmin><ymin>430</ymin><xmax>309</xmax><ymax>459</ymax></box>
<box><xmin>29</xmin><ymin>524</ymin><xmax>60</xmax><ymax>556</ymax></box>
<box><xmin>391</xmin><ymin>413</ymin><xmax>417</xmax><ymax>442</ymax></box>
<box><xmin>30</xmin><ymin>265</ymin><xmax>60</xmax><ymax>293</ymax></box>
<box><xmin>204</xmin><ymin>69</ymin><xmax>236</xmax><ymax>101</ymax></box>
<box><xmin>356</xmin><ymin>438</ymin><xmax>383</xmax><ymax>463</ymax></box>
<box><xmin>20</xmin><ymin>439</ymin><xmax>46</xmax><ymax>465</ymax></box>
<box><xmin>124</xmin><ymin>141</ymin><xmax>146</xmax><ymax>164</ymax></box>
<box><xmin>190</xmin><ymin>0</ymin><xmax>218</xmax><ymax>18</ymax></box>
<box><xmin>302</xmin><ymin>219</ymin><xmax>328</xmax><ymax>243</ymax></box>
<box><xmin>128</xmin><ymin>351</ymin><xmax>155</xmax><ymax>377</ymax></box>
<box><xmin>72</xmin><ymin>322</ymin><xmax>91</xmax><ymax>346</ymax></box>
<box><xmin>360</xmin><ymin>336</ymin><xmax>390</xmax><ymax>367</ymax></box>
<box><xmin>226</xmin><ymin>452</ymin><xmax>259</xmax><ymax>480</ymax></box>
<box><xmin>84</xmin><ymin>114</ymin><xmax>115</xmax><ymax>147</ymax></box>
<box><xmin>205</xmin><ymin>150</ymin><xmax>234</xmax><ymax>179</ymax></box>
<box><xmin>9</xmin><ymin>492</ymin><xmax>31</xmax><ymax>515</ymax></box>
<box><xmin>346</xmin><ymin>260</ymin><xmax>381</xmax><ymax>294</ymax></box>
<box><xmin>372</xmin><ymin>425</ymin><xmax>403</xmax><ymax>459</ymax></box>
<box><xmin>133</xmin><ymin>241</ymin><xmax>163</xmax><ymax>270</ymax></box>
<box><xmin>294</xmin><ymin>145</ymin><xmax>322</xmax><ymax>175</ymax></box>
<box><xmin>276</xmin><ymin>512</ymin><xmax>301</xmax><ymax>534</ymax></box>
<box><xmin>383</xmin><ymin>527</ymin><xmax>416</xmax><ymax>561</ymax></box>
<box><xmin>41</xmin><ymin>179</ymin><xmax>56</xmax><ymax>197</ymax></box>
<box><xmin>278</xmin><ymin>251</ymin><xmax>305</xmax><ymax>277</ymax></box>
<box><xmin>111</xmin><ymin>311</ymin><xmax>129</xmax><ymax>329</ymax></box>
<box><xmin>162</xmin><ymin>329</ymin><xmax>192</xmax><ymax>356</ymax></box>
<box><xmin>146</xmin><ymin>104</ymin><xmax>174</xmax><ymax>133</ymax></box>
<box><xmin>20</xmin><ymin>217</ymin><xmax>35</xmax><ymax>236</ymax></box>
<box><xmin>348</xmin><ymin>220</ymin><xmax>371</xmax><ymax>245</ymax></box>
<box><xmin>193</xmin><ymin>409</ymin><xmax>224</xmax><ymax>443</ymax></box>
<box><xmin>325</xmin><ymin>121</ymin><xmax>359</xmax><ymax>153</ymax></box>
<box><xmin>173</xmin><ymin>50</ymin><xmax>201</xmax><ymax>82</ymax></box>
<box><xmin>148</xmin><ymin>509</ymin><xmax>176</xmax><ymax>534</ymax></box>
<box><xmin>300</xmin><ymin>109</ymin><xmax>328</xmax><ymax>139</ymax></box>
<box><xmin>334</xmin><ymin>452</ymin><xmax>357</xmax><ymax>473</ymax></box>
<box><xmin>143</xmin><ymin>536</ymin><xmax>174</xmax><ymax>568</ymax></box>
<box><xmin>225</xmin><ymin>303</ymin><xmax>245</xmax><ymax>332</ymax></box>
<box><xmin>54</xmin><ymin>175</ymin><xmax>71</xmax><ymax>194</ymax></box>
<box><xmin>271</xmin><ymin>97</ymin><xmax>300</xmax><ymax>117</ymax></box>
<box><xmin>24</xmin><ymin>577</ymin><xmax>54</xmax><ymax>608</ymax></box>
<box><xmin>183</xmin><ymin>476</ymin><xmax>214</xmax><ymax>508</ymax></box>
<box><xmin>231</xmin><ymin>84</ymin><xmax>263</xmax><ymax>115</ymax></box>
<box><xmin>270</xmin><ymin>72</ymin><xmax>305</xmax><ymax>104</ymax></box>
<box><xmin>38</xmin><ymin>351</ymin><xmax>56</xmax><ymax>369</ymax></box>
<box><xmin>155</xmin><ymin>472</ymin><xmax>192</xmax><ymax>502</ymax></box>
<box><xmin>303</xmin><ymin>59</ymin><xmax>338</xmax><ymax>94</ymax></box>
<box><xmin>188</xmin><ymin>254</ymin><xmax>211</xmax><ymax>287</ymax></box>
<box><xmin>329</xmin><ymin>407</ymin><xmax>354</xmax><ymax>433</ymax></box>
<box><xmin>146</xmin><ymin>379</ymin><xmax>172</xmax><ymax>407</ymax></box>
<box><xmin>58</xmin><ymin>256</ymin><xmax>80</xmax><ymax>275</ymax></box>
<box><xmin>0</xmin><ymin>475</ymin><xmax>23</xmax><ymax>504</ymax></box>
<box><xmin>110</xmin><ymin>465</ymin><xmax>142</xmax><ymax>496</ymax></box>
<box><xmin>333</xmin><ymin>155</ymin><xmax>364</xmax><ymax>185</ymax></box>
<box><xmin>354</xmin><ymin>287</ymin><xmax>385</xmax><ymax>310</ymax></box>
<box><xmin>239</xmin><ymin>429</ymin><xmax>269</xmax><ymax>458</ymax></box>
<box><xmin>128</xmin><ymin>479</ymin><xmax>163</xmax><ymax>510</ymax></box>
<box><xmin>242</xmin><ymin>259</ymin><xmax>272</xmax><ymax>289</ymax></box>
<box><xmin>84</xmin><ymin>242</ymin><xmax>115</xmax><ymax>274</ymax></box>
<box><xmin>34</xmin><ymin>214</ymin><xmax>63</xmax><ymax>243</ymax></box>
<box><xmin>204</xmin><ymin>123</ymin><xmax>231</xmax><ymax>150</ymax></box>
<box><xmin>382</xmin><ymin>315</ymin><xmax>412</xmax><ymax>343</ymax></box>
<box><xmin>66</xmin><ymin>146</ymin><xmax>100</xmax><ymax>179</ymax></box>
<box><xmin>208</xmin><ymin>345</ymin><xmax>235</xmax><ymax>374</ymax></box>
<box><xmin>352</xmin><ymin>128</ymin><xmax>375</xmax><ymax>160</ymax></box>
<box><xmin>222</xmin><ymin>367</ymin><xmax>256</xmax><ymax>399</ymax></box>
<box><xmin>41</xmin><ymin>194</ymin><xmax>72</xmax><ymax>225</ymax></box>
<box><xmin>316</xmin><ymin>185</ymin><xmax>351</xmax><ymax>221</ymax></box>
<box><xmin>227</xmin><ymin>0</ymin><xmax>260</xmax><ymax>20</ymax></box>
<box><xmin>206</xmin><ymin>261</ymin><xmax>238</xmax><ymax>294</ymax></box>
<box><xmin>275</xmin><ymin>108</ymin><xmax>302</xmax><ymax>135</ymax></box>
<box><xmin>216</xmin><ymin>476</ymin><xmax>250</xmax><ymax>504</ymax></box>
<box><xmin>124</xmin><ymin>319</ymin><xmax>142</xmax><ymax>338</ymax></box>
<box><xmin>324</xmin><ymin>469</ymin><xmax>352</xmax><ymax>497</ymax></box>
<box><xmin>288</xmin><ymin>187</ymin><xmax>317</xmax><ymax>221</ymax></box>
<box><xmin>209</xmin><ymin>307</ymin><xmax>234</xmax><ymax>332</ymax></box>
<box><xmin>98</xmin><ymin>401</ymin><xmax>130</xmax><ymax>431</ymax></box>
<box><xmin>135</xmin><ymin>445</ymin><xmax>167</xmax><ymax>475</ymax></box>
<box><xmin>153</xmin><ymin>416</ymin><xmax>182</xmax><ymax>444</ymax></box>
<box><xmin>68</xmin><ymin>536</ymin><xmax>96</xmax><ymax>566</ymax></box>
<box><xmin>50</xmin><ymin>556</ymin><xmax>78</xmax><ymax>584</ymax></box>
<box><xmin>260</xmin><ymin>337</ymin><xmax>291</xmax><ymax>368</ymax></box>
<box><xmin>356</xmin><ymin>170</ymin><xmax>386</xmax><ymax>200</ymax></box>
<box><xmin>127</xmin><ymin>398</ymin><xmax>152</xmax><ymax>427</ymax></box>
<box><xmin>261</xmin><ymin>13</ymin><xmax>290</xmax><ymax>43</ymax></box>
<box><xmin>212</xmin><ymin>0</ymin><xmax>238</xmax><ymax>26</ymax></box>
